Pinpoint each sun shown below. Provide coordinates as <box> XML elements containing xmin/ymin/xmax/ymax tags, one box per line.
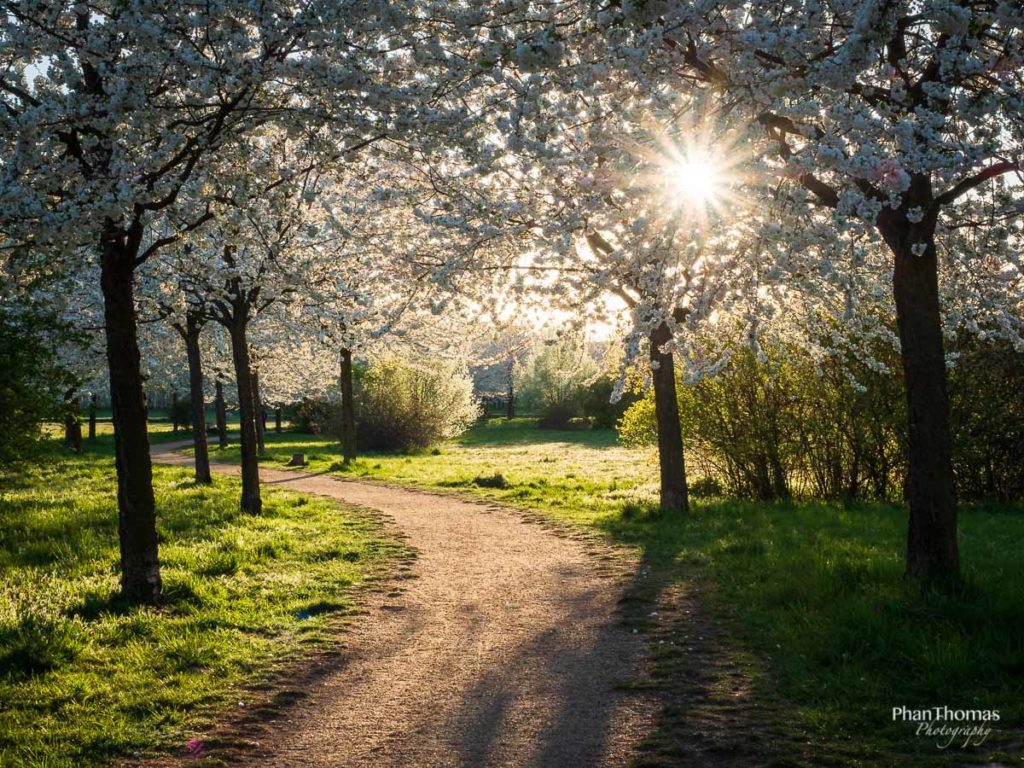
<box><xmin>667</xmin><ymin>151</ymin><xmax>725</xmax><ymax>208</ymax></box>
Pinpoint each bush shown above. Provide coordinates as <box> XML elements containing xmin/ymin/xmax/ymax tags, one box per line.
<box><xmin>519</xmin><ymin>338</ymin><xmax>598</xmax><ymax>429</ymax></box>
<box><xmin>582</xmin><ymin>376</ymin><xmax>640</xmax><ymax>429</ymax></box>
<box><xmin>537</xmin><ymin>403</ymin><xmax>577</xmax><ymax>430</ymax></box>
<box><xmin>675</xmin><ymin>344</ymin><xmax>804</xmax><ymax>500</ymax></box>
<box><xmin>948</xmin><ymin>337</ymin><xmax>1024</xmax><ymax>501</ymax></box>
<box><xmin>472</xmin><ymin>473</ymin><xmax>509</xmax><ymax>488</ymax></box>
<box><xmin>619</xmin><ymin>330</ymin><xmax>1024</xmax><ymax>503</ymax></box>
<box><xmin>619</xmin><ymin>334</ymin><xmax>906</xmax><ymax>501</ymax></box>
<box><xmin>354</xmin><ymin>358</ymin><xmax>479</xmax><ymax>452</ymax></box>
<box><xmin>617</xmin><ymin>394</ymin><xmax>658</xmax><ymax>447</ymax></box>
<box><xmin>293</xmin><ymin>397</ymin><xmax>337</xmax><ymax>434</ymax></box>
<box><xmin>0</xmin><ymin>303</ymin><xmax>74</xmax><ymax>463</ymax></box>
<box><xmin>688</xmin><ymin>476</ymin><xmax>724</xmax><ymax>498</ymax></box>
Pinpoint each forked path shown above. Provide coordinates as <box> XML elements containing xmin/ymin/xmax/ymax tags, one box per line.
<box><xmin>151</xmin><ymin>443</ymin><xmax>655</xmax><ymax>768</ymax></box>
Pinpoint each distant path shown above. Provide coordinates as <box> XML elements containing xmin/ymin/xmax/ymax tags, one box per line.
<box><xmin>151</xmin><ymin>442</ymin><xmax>655</xmax><ymax>768</ymax></box>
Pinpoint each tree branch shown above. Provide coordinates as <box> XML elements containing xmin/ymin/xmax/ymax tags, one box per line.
<box><xmin>934</xmin><ymin>161</ymin><xmax>1019</xmax><ymax>206</ymax></box>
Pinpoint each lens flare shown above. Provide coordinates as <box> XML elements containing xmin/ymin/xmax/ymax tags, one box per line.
<box><xmin>668</xmin><ymin>152</ymin><xmax>724</xmax><ymax>207</ymax></box>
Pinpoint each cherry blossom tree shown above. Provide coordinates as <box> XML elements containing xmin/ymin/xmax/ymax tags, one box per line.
<box><xmin>0</xmin><ymin>1</ymin><xmax>491</xmax><ymax>602</ymax></box>
<box><xmin>639</xmin><ymin>0</ymin><xmax>1024</xmax><ymax>581</ymax></box>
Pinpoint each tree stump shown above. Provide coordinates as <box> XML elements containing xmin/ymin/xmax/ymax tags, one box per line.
<box><xmin>286</xmin><ymin>453</ymin><xmax>306</xmax><ymax>467</ymax></box>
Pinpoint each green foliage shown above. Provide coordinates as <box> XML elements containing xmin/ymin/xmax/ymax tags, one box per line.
<box><xmin>675</xmin><ymin>338</ymin><xmax>907</xmax><ymax>500</ymax></box>
<box><xmin>0</xmin><ymin>303</ymin><xmax>75</xmax><ymax>464</ymax></box>
<box><xmin>581</xmin><ymin>376</ymin><xmax>640</xmax><ymax>429</ymax></box>
<box><xmin>616</xmin><ymin>391</ymin><xmax>658</xmax><ymax>447</ymax></box>
<box><xmin>471</xmin><ymin>472</ymin><xmax>509</xmax><ymax>489</ymax></box>
<box><xmin>518</xmin><ymin>338</ymin><xmax>598</xmax><ymax>429</ymax></box>
<box><xmin>948</xmin><ymin>337</ymin><xmax>1024</xmax><ymax>501</ymax></box>
<box><xmin>354</xmin><ymin>358</ymin><xmax>479</xmax><ymax>451</ymax></box>
<box><xmin>293</xmin><ymin>396</ymin><xmax>336</xmax><ymax>434</ymax></box>
<box><xmin>620</xmin><ymin>332</ymin><xmax>1024</xmax><ymax>502</ymax></box>
<box><xmin>0</xmin><ymin>445</ymin><xmax>406</xmax><ymax>766</ymax></box>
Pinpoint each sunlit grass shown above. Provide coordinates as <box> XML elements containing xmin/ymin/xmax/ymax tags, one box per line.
<box><xmin>0</xmin><ymin>443</ymin><xmax>408</xmax><ymax>767</ymax></box>
<box><xmin>210</xmin><ymin>418</ymin><xmax>663</xmax><ymax>528</ymax></box>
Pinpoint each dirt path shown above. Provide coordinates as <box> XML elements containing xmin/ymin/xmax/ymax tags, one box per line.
<box><xmin>151</xmin><ymin>443</ymin><xmax>656</xmax><ymax>768</ymax></box>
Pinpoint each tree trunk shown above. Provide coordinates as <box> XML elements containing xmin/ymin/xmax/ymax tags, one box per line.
<box><xmin>88</xmin><ymin>393</ymin><xmax>97</xmax><ymax>441</ymax></box>
<box><xmin>229</xmin><ymin>320</ymin><xmax>262</xmax><ymax>514</ymax></box>
<box><xmin>183</xmin><ymin>317</ymin><xmax>212</xmax><ymax>485</ymax></box>
<box><xmin>214</xmin><ymin>378</ymin><xmax>228</xmax><ymax>449</ymax></box>
<box><xmin>649</xmin><ymin>322</ymin><xmax>689</xmax><ymax>513</ymax></box>
<box><xmin>100</xmin><ymin>236</ymin><xmax>162</xmax><ymax>605</ymax></box>
<box><xmin>63</xmin><ymin>388</ymin><xmax>82</xmax><ymax>453</ymax></box>
<box><xmin>506</xmin><ymin>357</ymin><xmax>515</xmax><ymax>420</ymax></box>
<box><xmin>252</xmin><ymin>366</ymin><xmax>266</xmax><ymax>457</ymax></box>
<box><xmin>882</xmin><ymin>216</ymin><xmax>959</xmax><ymax>584</ymax></box>
<box><xmin>171</xmin><ymin>391</ymin><xmax>179</xmax><ymax>433</ymax></box>
<box><xmin>339</xmin><ymin>348</ymin><xmax>357</xmax><ymax>465</ymax></box>
<box><xmin>275</xmin><ymin>406</ymin><xmax>282</xmax><ymax>433</ymax></box>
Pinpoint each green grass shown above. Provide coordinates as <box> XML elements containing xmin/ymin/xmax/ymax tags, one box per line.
<box><xmin>211</xmin><ymin>418</ymin><xmax>661</xmax><ymax>527</ymax></box>
<box><xmin>0</xmin><ymin>440</ymin><xmax>409</xmax><ymax>767</ymax></box>
<box><xmin>232</xmin><ymin>419</ymin><xmax>1024</xmax><ymax>766</ymax></box>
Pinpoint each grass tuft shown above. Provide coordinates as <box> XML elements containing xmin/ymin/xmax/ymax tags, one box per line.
<box><xmin>472</xmin><ymin>472</ymin><xmax>510</xmax><ymax>489</ymax></box>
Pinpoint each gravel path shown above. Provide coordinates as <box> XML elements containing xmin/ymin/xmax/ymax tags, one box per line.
<box><xmin>151</xmin><ymin>443</ymin><xmax>655</xmax><ymax>768</ymax></box>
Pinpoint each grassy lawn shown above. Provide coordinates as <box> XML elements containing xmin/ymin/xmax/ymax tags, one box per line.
<box><xmin>232</xmin><ymin>419</ymin><xmax>1024</xmax><ymax>766</ymax></box>
<box><xmin>211</xmin><ymin>418</ymin><xmax>663</xmax><ymax>526</ymax></box>
<box><xmin>0</xmin><ymin>437</ymin><xmax>409</xmax><ymax>767</ymax></box>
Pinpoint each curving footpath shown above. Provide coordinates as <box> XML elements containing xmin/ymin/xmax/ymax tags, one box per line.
<box><xmin>150</xmin><ymin>442</ymin><xmax>655</xmax><ymax>768</ymax></box>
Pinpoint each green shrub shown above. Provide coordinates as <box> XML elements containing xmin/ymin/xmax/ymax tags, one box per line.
<box><xmin>948</xmin><ymin>337</ymin><xmax>1024</xmax><ymax>501</ymax></box>
<box><xmin>581</xmin><ymin>376</ymin><xmax>640</xmax><ymax>429</ymax></box>
<box><xmin>168</xmin><ymin>394</ymin><xmax>191</xmax><ymax>430</ymax></box>
<box><xmin>519</xmin><ymin>338</ymin><xmax>598</xmax><ymax>428</ymax></box>
<box><xmin>617</xmin><ymin>393</ymin><xmax>658</xmax><ymax>447</ymax></box>
<box><xmin>354</xmin><ymin>358</ymin><xmax>479</xmax><ymax>451</ymax></box>
<box><xmin>0</xmin><ymin>302</ymin><xmax>76</xmax><ymax>463</ymax></box>
<box><xmin>472</xmin><ymin>472</ymin><xmax>509</xmax><ymax>488</ymax></box>
<box><xmin>293</xmin><ymin>397</ymin><xmax>337</xmax><ymax>434</ymax></box>
<box><xmin>618</xmin><ymin>330</ymin><xmax>1024</xmax><ymax>502</ymax></box>
<box><xmin>688</xmin><ymin>476</ymin><xmax>724</xmax><ymax>498</ymax></box>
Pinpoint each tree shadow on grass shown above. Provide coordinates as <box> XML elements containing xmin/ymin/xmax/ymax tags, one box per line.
<box><xmin>595</xmin><ymin>506</ymin><xmax>803</xmax><ymax>768</ymax></box>
<box><xmin>595</xmin><ymin>500</ymin><xmax>1024</xmax><ymax>767</ymax></box>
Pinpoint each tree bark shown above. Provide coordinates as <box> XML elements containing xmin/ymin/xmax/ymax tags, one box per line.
<box><xmin>881</xmin><ymin>212</ymin><xmax>959</xmax><ymax>584</ymax></box>
<box><xmin>182</xmin><ymin>316</ymin><xmax>212</xmax><ymax>485</ymax></box>
<box><xmin>63</xmin><ymin>388</ymin><xmax>82</xmax><ymax>453</ymax></box>
<box><xmin>88</xmin><ymin>393</ymin><xmax>97</xmax><ymax>441</ymax></box>
<box><xmin>229</xmin><ymin>319</ymin><xmax>262</xmax><ymax>514</ymax></box>
<box><xmin>339</xmin><ymin>348</ymin><xmax>357</xmax><ymax>465</ymax></box>
<box><xmin>252</xmin><ymin>366</ymin><xmax>266</xmax><ymax>457</ymax></box>
<box><xmin>100</xmin><ymin>235</ymin><xmax>162</xmax><ymax>605</ymax></box>
<box><xmin>171</xmin><ymin>391</ymin><xmax>179</xmax><ymax>432</ymax></box>
<box><xmin>275</xmin><ymin>406</ymin><xmax>282</xmax><ymax>434</ymax></box>
<box><xmin>649</xmin><ymin>322</ymin><xmax>689</xmax><ymax>513</ymax></box>
<box><xmin>506</xmin><ymin>357</ymin><xmax>515</xmax><ymax>420</ymax></box>
<box><xmin>214</xmin><ymin>378</ymin><xmax>228</xmax><ymax>449</ymax></box>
